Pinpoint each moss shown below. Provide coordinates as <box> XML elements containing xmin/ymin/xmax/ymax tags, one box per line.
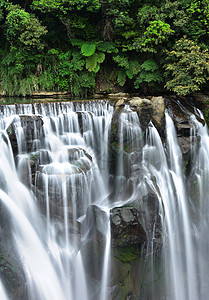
<box><xmin>29</xmin><ymin>152</ymin><xmax>40</xmax><ymax>164</ymax></box>
<box><xmin>114</xmin><ymin>246</ymin><xmax>138</xmax><ymax>264</ymax></box>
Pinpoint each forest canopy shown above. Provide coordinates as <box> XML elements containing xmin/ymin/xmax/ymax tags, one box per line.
<box><xmin>0</xmin><ymin>0</ymin><xmax>209</xmax><ymax>97</ymax></box>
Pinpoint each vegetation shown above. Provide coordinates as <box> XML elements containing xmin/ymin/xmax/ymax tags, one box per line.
<box><xmin>0</xmin><ymin>0</ymin><xmax>209</xmax><ymax>97</ymax></box>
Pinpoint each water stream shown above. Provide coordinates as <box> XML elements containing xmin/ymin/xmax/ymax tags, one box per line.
<box><xmin>0</xmin><ymin>100</ymin><xmax>208</xmax><ymax>299</ymax></box>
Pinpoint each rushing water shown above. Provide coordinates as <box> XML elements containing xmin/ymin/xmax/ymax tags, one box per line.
<box><xmin>0</xmin><ymin>100</ymin><xmax>209</xmax><ymax>299</ymax></box>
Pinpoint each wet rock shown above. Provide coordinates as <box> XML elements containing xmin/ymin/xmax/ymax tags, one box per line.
<box><xmin>80</xmin><ymin>205</ymin><xmax>109</xmax><ymax>282</ymax></box>
<box><xmin>166</xmin><ymin>98</ymin><xmax>194</xmax><ymax>163</ymax></box>
<box><xmin>7</xmin><ymin>124</ymin><xmax>18</xmax><ymax>157</ymax></box>
<box><xmin>20</xmin><ymin>115</ymin><xmax>44</xmax><ymax>152</ymax></box>
<box><xmin>0</xmin><ymin>245</ymin><xmax>27</xmax><ymax>300</ymax></box>
<box><xmin>108</xmin><ymin>92</ymin><xmax>130</xmax><ymax>99</ymax></box>
<box><xmin>7</xmin><ymin>115</ymin><xmax>44</xmax><ymax>155</ymax></box>
<box><xmin>115</xmin><ymin>98</ymin><xmax>126</xmax><ymax>108</ymax></box>
<box><xmin>128</xmin><ymin>97</ymin><xmax>153</xmax><ymax>130</ymax></box>
<box><xmin>110</xmin><ymin>206</ymin><xmax>147</xmax><ymax>247</ymax></box>
<box><xmin>151</xmin><ymin>96</ymin><xmax>165</xmax><ymax>128</ymax></box>
<box><xmin>140</xmin><ymin>193</ymin><xmax>162</xmax><ymax>244</ymax></box>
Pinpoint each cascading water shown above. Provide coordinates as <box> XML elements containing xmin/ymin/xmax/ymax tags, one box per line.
<box><xmin>0</xmin><ymin>99</ymin><xmax>209</xmax><ymax>300</ymax></box>
<box><xmin>0</xmin><ymin>280</ymin><xmax>9</xmax><ymax>300</ymax></box>
<box><xmin>0</xmin><ymin>101</ymin><xmax>113</xmax><ymax>300</ymax></box>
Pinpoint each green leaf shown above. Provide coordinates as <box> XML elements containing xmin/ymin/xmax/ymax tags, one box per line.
<box><xmin>81</xmin><ymin>43</ymin><xmax>96</xmax><ymax>56</ymax></box>
<box><xmin>117</xmin><ymin>70</ymin><xmax>126</xmax><ymax>86</ymax></box>
<box><xmin>71</xmin><ymin>39</ymin><xmax>85</xmax><ymax>46</ymax></box>
<box><xmin>141</xmin><ymin>59</ymin><xmax>158</xmax><ymax>72</ymax></box>
<box><xmin>85</xmin><ymin>54</ymin><xmax>97</xmax><ymax>71</ymax></box>
<box><xmin>96</xmin><ymin>52</ymin><xmax>105</xmax><ymax>64</ymax></box>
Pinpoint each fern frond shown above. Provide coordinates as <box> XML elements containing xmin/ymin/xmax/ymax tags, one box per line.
<box><xmin>117</xmin><ymin>70</ymin><xmax>126</xmax><ymax>86</ymax></box>
<box><xmin>81</xmin><ymin>43</ymin><xmax>96</xmax><ymax>56</ymax></box>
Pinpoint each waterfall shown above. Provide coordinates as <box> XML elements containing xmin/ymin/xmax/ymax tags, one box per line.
<box><xmin>0</xmin><ymin>101</ymin><xmax>113</xmax><ymax>300</ymax></box>
<box><xmin>0</xmin><ymin>280</ymin><xmax>9</xmax><ymax>300</ymax></box>
<box><xmin>0</xmin><ymin>99</ymin><xmax>209</xmax><ymax>299</ymax></box>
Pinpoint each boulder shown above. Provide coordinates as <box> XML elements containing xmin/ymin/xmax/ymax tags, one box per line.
<box><xmin>80</xmin><ymin>205</ymin><xmax>109</xmax><ymax>282</ymax></box>
<box><xmin>115</xmin><ymin>98</ymin><xmax>126</xmax><ymax>108</ymax></box>
<box><xmin>7</xmin><ymin>115</ymin><xmax>44</xmax><ymax>154</ymax></box>
<box><xmin>110</xmin><ymin>206</ymin><xmax>147</xmax><ymax>247</ymax></box>
<box><xmin>193</xmin><ymin>93</ymin><xmax>209</xmax><ymax>105</ymax></box>
<box><xmin>151</xmin><ymin>96</ymin><xmax>165</xmax><ymax>128</ymax></box>
<box><xmin>128</xmin><ymin>97</ymin><xmax>153</xmax><ymax>130</ymax></box>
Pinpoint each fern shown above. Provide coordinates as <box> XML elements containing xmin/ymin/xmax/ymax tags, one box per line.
<box><xmin>81</xmin><ymin>42</ymin><xmax>96</xmax><ymax>56</ymax></box>
<box><xmin>113</xmin><ymin>55</ymin><xmax>129</xmax><ymax>69</ymax></box>
<box><xmin>97</xmin><ymin>42</ymin><xmax>118</xmax><ymax>53</ymax></box>
<box><xmin>86</xmin><ymin>55</ymin><xmax>98</xmax><ymax>72</ymax></box>
<box><xmin>85</xmin><ymin>52</ymin><xmax>105</xmax><ymax>72</ymax></box>
<box><xmin>141</xmin><ymin>59</ymin><xmax>158</xmax><ymax>72</ymax></box>
<box><xmin>134</xmin><ymin>70</ymin><xmax>163</xmax><ymax>88</ymax></box>
<box><xmin>96</xmin><ymin>52</ymin><xmax>105</xmax><ymax>64</ymax></box>
<box><xmin>71</xmin><ymin>39</ymin><xmax>85</xmax><ymax>47</ymax></box>
<box><xmin>117</xmin><ymin>70</ymin><xmax>126</xmax><ymax>86</ymax></box>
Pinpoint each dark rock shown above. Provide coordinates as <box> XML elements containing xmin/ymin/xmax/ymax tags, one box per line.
<box><xmin>80</xmin><ymin>205</ymin><xmax>109</xmax><ymax>282</ymax></box>
<box><xmin>20</xmin><ymin>115</ymin><xmax>44</xmax><ymax>152</ymax></box>
<box><xmin>128</xmin><ymin>98</ymin><xmax>153</xmax><ymax>130</ymax></box>
<box><xmin>110</xmin><ymin>206</ymin><xmax>147</xmax><ymax>247</ymax></box>
<box><xmin>7</xmin><ymin>115</ymin><xmax>44</xmax><ymax>156</ymax></box>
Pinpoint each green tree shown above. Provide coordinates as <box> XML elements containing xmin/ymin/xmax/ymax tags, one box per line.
<box><xmin>5</xmin><ymin>4</ymin><xmax>47</xmax><ymax>50</ymax></box>
<box><xmin>164</xmin><ymin>37</ymin><xmax>209</xmax><ymax>96</ymax></box>
<box><xmin>180</xmin><ymin>0</ymin><xmax>209</xmax><ymax>44</ymax></box>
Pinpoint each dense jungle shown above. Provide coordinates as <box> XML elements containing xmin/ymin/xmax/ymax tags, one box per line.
<box><xmin>0</xmin><ymin>0</ymin><xmax>209</xmax><ymax>98</ymax></box>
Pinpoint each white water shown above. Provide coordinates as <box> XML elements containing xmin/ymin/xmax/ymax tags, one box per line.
<box><xmin>0</xmin><ymin>101</ymin><xmax>209</xmax><ymax>299</ymax></box>
<box><xmin>0</xmin><ymin>101</ymin><xmax>113</xmax><ymax>300</ymax></box>
<box><xmin>0</xmin><ymin>280</ymin><xmax>9</xmax><ymax>300</ymax></box>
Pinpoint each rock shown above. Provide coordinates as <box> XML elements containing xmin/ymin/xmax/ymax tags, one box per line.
<box><xmin>20</xmin><ymin>115</ymin><xmax>44</xmax><ymax>152</ymax></box>
<box><xmin>110</xmin><ymin>206</ymin><xmax>147</xmax><ymax>247</ymax></box>
<box><xmin>128</xmin><ymin>97</ymin><xmax>153</xmax><ymax>130</ymax></box>
<box><xmin>108</xmin><ymin>92</ymin><xmax>130</xmax><ymax>99</ymax></box>
<box><xmin>151</xmin><ymin>96</ymin><xmax>165</xmax><ymax>128</ymax></box>
<box><xmin>115</xmin><ymin>98</ymin><xmax>126</xmax><ymax>108</ymax></box>
<box><xmin>193</xmin><ymin>93</ymin><xmax>209</xmax><ymax>105</ymax></box>
<box><xmin>129</xmin><ymin>97</ymin><xmax>152</xmax><ymax>108</ymax></box>
<box><xmin>80</xmin><ymin>205</ymin><xmax>109</xmax><ymax>282</ymax></box>
<box><xmin>32</xmin><ymin>91</ymin><xmax>70</xmax><ymax>97</ymax></box>
<box><xmin>7</xmin><ymin>115</ymin><xmax>43</xmax><ymax>156</ymax></box>
<box><xmin>91</xmin><ymin>93</ymin><xmax>105</xmax><ymax>99</ymax></box>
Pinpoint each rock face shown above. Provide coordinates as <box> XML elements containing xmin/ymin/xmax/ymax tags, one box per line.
<box><xmin>7</xmin><ymin>115</ymin><xmax>44</xmax><ymax>155</ymax></box>
<box><xmin>110</xmin><ymin>193</ymin><xmax>161</xmax><ymax>249</ymax></box>
<box><xmin>151</xmin><ymin>96</ymin><xmax>165</xmax><ymax>128</ymax></box>
<box><xmin>20</xmin><ymin>115</ymin><xmax>44</xmax><ymax>152</ymax></box>
<box><xmin>110</xmin><ymin>206</ymin><xmax>147</xmax><ymax>247</ymax></box>
<box><xmin>165</xmin><ymin>97</ymin><xmax>201</xmax><ymax>166</ymax></box>
<box><xmin>128</xmin><ymin>97</ymin><xmax>153</xmax><ymax>130</ymax></box>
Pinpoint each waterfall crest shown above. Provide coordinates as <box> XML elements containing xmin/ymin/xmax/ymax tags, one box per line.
<box><xmin>0</xmin><ymin>100</ymin><xmax>208</xmax><ymax>299</ymax></box>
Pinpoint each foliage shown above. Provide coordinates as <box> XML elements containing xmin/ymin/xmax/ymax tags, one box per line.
<box><xmin>81</xmin><ymin>43</ymin><xmax>96</xmax><ymax>56</ymax></box>
<box><xmin>134</xmin><ymin>59</ymin><xmax>163</xmax><ymax>88</ymax></box>
<box><xmin>164</xmin><ymin>37</ymin><xmax>209</xmax><ymax>95</ymax></box>
<box><xmin>5</xmin><ymin>5</ymin><xmax>47</xmax><ymax>50</ymax></box>
<box><xmin>182</xmin><ymin>0</ymin><xmax>209</xmax><ymax>43</ymax></box>
<box><xmin>0</xmin><ymin>0</ymin><xmax>209</xmax><ymax>96</ymax></box>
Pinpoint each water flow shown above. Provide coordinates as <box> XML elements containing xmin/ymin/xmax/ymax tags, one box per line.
<box><xmin>143</xmin><ymin>112</ymin><xmax>199</xmax><ymax>300</ymax></box>
<box><xmin>1</xmin><ymin>100</ymin><xmax>209</xmax><ymax>300</ymax></box>
<box><xmin>189</xmin><ymin>111</ymin><xmax>209</xmax><ymax>299</ymax></box>
<box><xmin>165</xmin><ymin>113</ymin><xmax>198</xmax><ymax>300</ymax></box>
<box><xmin>0</xmin><ymin>280</ymin><xmax>9</xmax><ymax>300</ymax></box>
<box><xmin>0</xmin><ymin>101</ymin><xmax>113</xmax><ymax>300</ymax></box>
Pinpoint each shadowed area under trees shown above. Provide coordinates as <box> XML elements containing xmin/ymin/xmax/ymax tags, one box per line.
<box><xmin>0</xmin><ymin>0</ymin><xmax>209</xmax><ymax>97</ymax></box>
